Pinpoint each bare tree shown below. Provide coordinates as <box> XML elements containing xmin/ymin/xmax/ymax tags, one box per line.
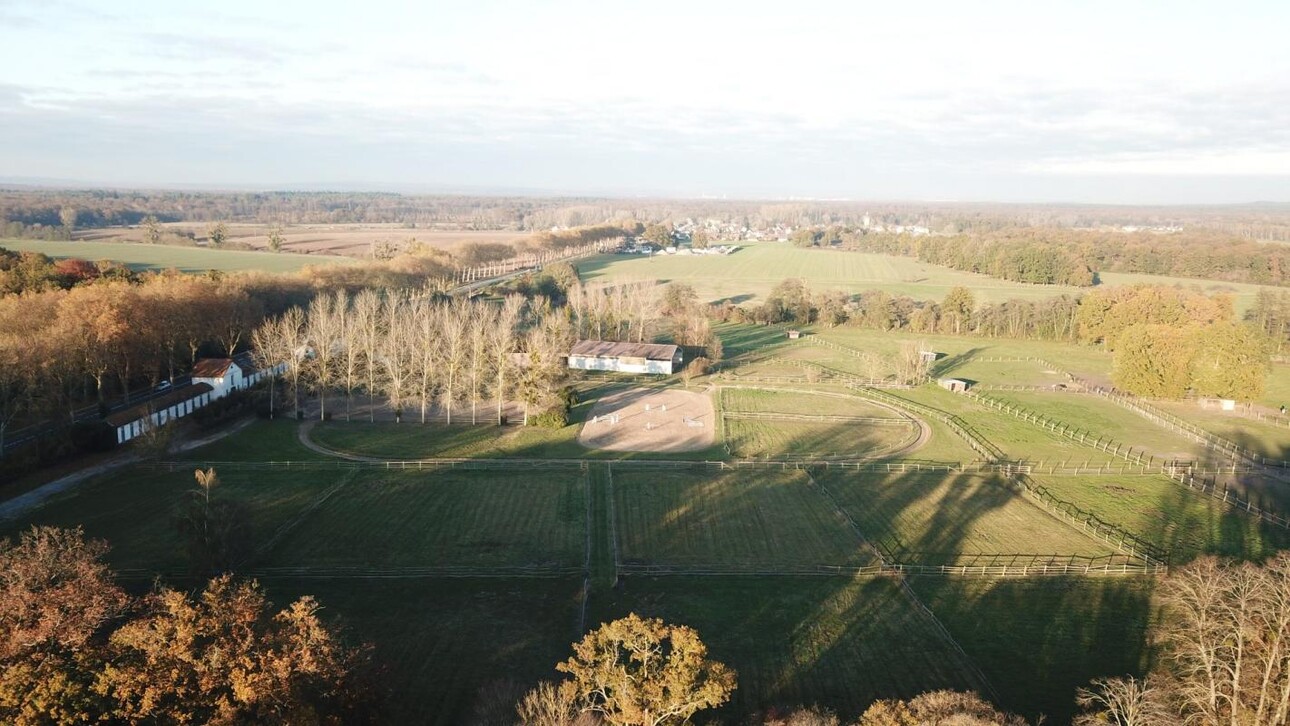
<box><xmin>1156</xmin><ymin>554</ymin><xmax>1290</xmax><ymax>725</ymax></box>
<box><xmin>352</xmin><ymin>290</ymin><xmax>383</xmax><ymax>422</ymax></box>
<box><xmin>336</xmin><ymin>293</ymin><xmax>363</xmax><ymax>421</ymax></box>
<box><xmin>489</xmin><ymin>295</ymin><xmax>524</xmax><ymax>425</ymax></box>
<box><xmin>468</xmin><ymin>305</ymin><xmax>493</xmax><ymax>424</ymax></box>
<box><xmin>437</xmin><ymin>300</ymin><xmax>469</xmax><ymax>425</ymax></box>
<box><xmin>1075</xmin><ymin>677</ymin><xmax>1170</xmax><ymax>726</ymax></box>
<box><xmin>377</xmin><ymin>297</ymin><xmax>414</xmax><ymax>423</ymax></box>
<box><xmin>305</xmin><ymin>293</ymin><xmax>344</xmax><ymax>420</ymax></box>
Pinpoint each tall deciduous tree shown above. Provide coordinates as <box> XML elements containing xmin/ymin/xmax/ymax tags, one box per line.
<box><xmin>941</xmin><ymin>286</ymin><xmax>975</xmax><ymax>335</ymax></box>
<box><xmin>0</xmin><ymin>527</ymin><xmax>127</xmax><ymax>726</ymax></box>
<box><xmin>556</xmin><ymin>613</ymin><xmax>735</xmax><ymax>726</ymax></box>
<box><xmin>100</xmin><ymin>575</ymin><xmax>375</xmax><ymax>724</ymax></box>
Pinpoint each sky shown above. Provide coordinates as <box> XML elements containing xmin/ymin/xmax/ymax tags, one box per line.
<box><xmin>2</xmin><ymin>0</ymin><xmax>1288</xmax><ymax>203</ymax></box>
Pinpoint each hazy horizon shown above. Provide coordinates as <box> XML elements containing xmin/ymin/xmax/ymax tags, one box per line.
<box><xmin>3</xmin><ymin>0</ymin><xmax>1288</xmax><ymax>205</ymax></box>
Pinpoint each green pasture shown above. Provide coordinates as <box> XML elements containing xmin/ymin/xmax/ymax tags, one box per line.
<box><xmin>720</xmin><ymin>387</ymin><xmax>902</xmax><ymax>418</ymax></box>
<box><xmin>578</xmin><ymin>244</ymin><xmax>1273</xmax><ymax>311</ymax></box>
<box><xmin>891</xmin><ymin>386</ymin><xmax>1123</xmax><ymax>465</ymax></box>
<box><xmin>262</xmin><ymin>577</ymin><xmax>582</xmax><ymax>726</ymax></box>
<box><xmin>724</xmin><ymin>419</ymin><xmax>918</xmax><ymax>459</ymax></box>
<box><xmin>579</xmin><ymin>243</ymin><xmax>1272</xmax><ymax>312</ymax></box>
<box><xmin>266</xmin><ymin>468</ymin><xmax>587</xmax><ymax>570</ymax></box>
<box><xmin>910</xmin><ymin>576</ymin><xmax>1157</xmax><ymax>723</ymax></box>
<box><xmin>1152</xmin><ymin>401</ymin><xmax>1290</xmax><ymax>461</ymax></box>
<box><xmin>812</xmin><ymin>470</ymin><xmax>1114</xmax><ymax>563</ymax></box>
<box><xmin>944</xmin><ymin>358</ymin><xmax>1070</xmax><ymax>388</ymax></box>
<box><xmin>0</xmin><ymin>238</ymin><xmax>349</xmax><ymax>274</ymax></box>
<box><xmin>589</xmin><ymin>576</ymin><xmax>978</xmax><ymax>721</ymax></box>
<box><xmin>612</xmin><ymin>468</ymin><xmax>875</xmax><ymax>570</ymax></box>
<box><xmin>1</xmin><ymin>465</ymin><xmax>335</xmax><ymax>571</ymax></box>
<box><xmin>987</xmin><ymin>391</ymin><xmax>1207</xmax><ymax>462</ymax></box>
<box><xmin>1032</xmin><ymin>474</ymin><xmax>1290</xmax><ymax>563</ymax></box>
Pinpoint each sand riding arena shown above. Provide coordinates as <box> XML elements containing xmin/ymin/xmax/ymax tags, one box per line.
<box><xmin>578</xmin><ymin>388</ymin><xmax>716</xmax><ymax>453</ymax></box>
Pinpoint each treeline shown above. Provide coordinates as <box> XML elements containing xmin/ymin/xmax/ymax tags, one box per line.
<box><xmin>0</xmin><ymin>274</ymin><xmax>304</xmax><ymax>429</ymax></box>
<box><xmin>715</xmin><ymin>279</ymin><xmax>1082</xmax><ymax>342</ymax></box>
<box><xmin>0</xmin><ymin>526</ymin><xmax>377</xmax><ymax>724</ymax></box>
<box><xmin>823</xmin><ymin>226</ymin><xmax>1290</xmax><ymax>287</ymax></box>
<box><xmin>719</xmin><ymin>279</ymin><xmax>1273</xmax><ymax>400</ymax></box>
<box><xmin>262</xmin><ymin>278</ymin><xmax>712</xmax><ymax>428</ymax></box>
<box><xmin>1249</xmin><ymin>289</ymin><xmax>1290</xmax><ymax>353</ymax></box>
<box><xmin>256</xmin><ymin>292</ymin><xmax>574</xmax><ymax>426</ymax></box>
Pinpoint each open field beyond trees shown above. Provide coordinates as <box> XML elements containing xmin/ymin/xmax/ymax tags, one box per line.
<box><xmin>0</xmin><ymin>238</ymin><xmax>352</xmax><ymax>273</ymax></box>
<box><xmin>74</xmin><ymin>224</ymin><xmax>533</xmax><ymax>258</ymax></box>
<box><xmin>578</xmin><ymin>243</ymin><xmax>1277</xmax><ymax>312</ymax></box>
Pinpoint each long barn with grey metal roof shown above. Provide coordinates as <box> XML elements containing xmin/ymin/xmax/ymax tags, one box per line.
<box><xmin>567</xmin><ymin>340</ymin><xmax>683</xmax><ymax>375</ymax></box>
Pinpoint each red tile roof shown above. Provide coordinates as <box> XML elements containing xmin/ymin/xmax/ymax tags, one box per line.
<box><xmin>191</xmin><ymin>358</ymin><xmax>235</xmax><ymax>378</ymax></box>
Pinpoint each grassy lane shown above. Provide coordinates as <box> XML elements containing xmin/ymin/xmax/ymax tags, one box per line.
<box><xmin>892</xmin><ymin>386</ymin><xmax>1123</xmax><ymax>464</ymax></box>
<box><xmin>1152</xmin><ymin>400</ymin><xmax>1290</xmax><ymax>460</ymax></box>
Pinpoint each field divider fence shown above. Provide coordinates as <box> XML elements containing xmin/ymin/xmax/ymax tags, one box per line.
<box><xmin>962</xmin><ymin>389</ymin><xmax>1170</xmax><ymax>469</ymax></box>
<box><xmin>848</xmin><ymin>386</ymin><xmax>1006</xmax><ymax>462</ymax></box>
<box><xmin>1009</xmin><ymin>473</ymin><xmax>1167</xmax><ymax>565</ymax></box>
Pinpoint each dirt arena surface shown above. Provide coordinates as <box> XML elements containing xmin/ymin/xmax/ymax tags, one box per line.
<box><xmin>578</xmin><ymin>388</ymin><xmax>716</xmax><ymax>452</ymax></box>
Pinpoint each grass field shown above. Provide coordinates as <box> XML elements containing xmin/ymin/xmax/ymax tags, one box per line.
<box><xmin>724</xmin><ymin>419</ymin><xmax>918</xmax><ymax>458</ymax></box>
<box><xmin>891</xmin><ymin>386</ymin><xmax>1123</xmax><ymax>464</ymax></box>
<box><xmin>813</xmin><ymin>470</ymin><xmax>1114</xmax><ymax>564</ymax></box>
<box><xmin>578</xmin><ymin>243</ymin><xmax>1275</xmax><ymax>312</ymax></box>
<box><xmin>721</xmin><ymin>387</ymin><xmax>903</xmax><ymax>418</ymax></box>
<box><xmin>1032</xmin><ymin>474</ymin><xmax>1290</xmax><ymax>563</ymax></box>
<box><xmin>1</xmin><ymin>465</ymin><xmax>334</xmax><ymax>571</ymax></box>
<box><xmin>910</xmin><ymin>576</ymin><xmax>1157</xmax><ymax>723</ymax></box>
<box><xmin>944</xmin><ymin>358</ymin><xmax>1071</xmax><ymax>387</ymax></box>
<box><xmin>1152</xmin><ymin>401</ymin><xmax>1290</xmax><ymax>460</ymax></box>
<box><xmin>267</xmin><ymin>469</ymin><xmax>587</xmax><ymax>571</ymax></box>
<box><xmin>589</xmin><ymin>576</ymin><xmax>979</xmax><ymax>721</ymax></box>
<box><xmin>612</xmin><ymin>468</ymin><xmax>876</xmax><ymax>570</ymax></box>
<box><xmin>987</xmin><ymin>391</ymin><xmax>1207</xmax><ymax>461</ymax></box>
<box><xmin>262</xmin><ymin>576</ymin><xmax>582</xmax><ymax>725</ymax></box>
<box><xmin>0</xmin><ymin>238</ymin><xmax>351</xmax><ymax>273</ymax></box>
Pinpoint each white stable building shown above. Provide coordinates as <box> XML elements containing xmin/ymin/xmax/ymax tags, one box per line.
<box><xmin>191</xmin><ymin>353</ymin><xmax>284</xmax><ymax>400</ymax></box>
<box><xmin>568</xmin><ymin>340</ymin><xmax>683</xmax><ymax>375</ymax></box>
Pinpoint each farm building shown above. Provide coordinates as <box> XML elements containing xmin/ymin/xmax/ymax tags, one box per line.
<box><xmin>107</xmin><ymin>383</ymin><xmax>214</xmax><ymax>444</ymax></box>
<box><xmin>787</xmin><ymin>329</ymin><xmax>802</xmax><ymax>340</ymax></box>
<box><xmin>920</xmin><ymin>350</ymin><xmax>940</xmax><ymax>363</ymax></box>
<box><xmin>939</xmin><ymin>378</ymin><xmax>970</xmax><ymax>392</ymax></box>
<box><xmin>568</xmin><ymin>340</ymin><xmax>683</xmax><ymax>375</ymax></box>
<box><xmin>192</xmin><ymin>353</ymin><xmax>284</xmax><ymax>400</ymax></box>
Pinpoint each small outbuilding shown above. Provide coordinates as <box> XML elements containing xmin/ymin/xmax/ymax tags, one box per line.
<box><xmin>192</xmin><ymin>353</ymin><xmax>284</xmax><ymax>400</ymax></box>
<box><xmin>939</xmin><ymin>378</ymin><xmax>970</xmax><ymax>393</ymax></box>
<box><xmin>787</xmin><ymin>329</ymin><xmax>802</xmax><ymax>340</ymax></box>
<box><xmin>568</xmin><ymin>340</ymin><xmax>683</xmax><ymax>375</ymax></box>
<box><xmin>920</xmin><ymin>350</ymin><xmax>940</xmax><ymax>363</ymax></box>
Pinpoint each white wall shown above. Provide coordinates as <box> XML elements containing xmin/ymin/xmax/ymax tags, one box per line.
<box><xmin>568</xmin><ymin>355</ymin><xmax>675</xmax><ymax>375</ymax></box>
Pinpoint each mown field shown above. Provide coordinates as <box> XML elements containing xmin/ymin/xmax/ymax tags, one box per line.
<box><xmin>1151</xmin><ymin>400</ymin><xmax>1290</xmax><ymax>461</ymax></box>
<box><xmin>720</xmin><ymin>387</ymin><xmax>902</xmax><ymax>418</ymax></box>
<box><xmin>589</xmin><ymin>576</ymin><xmax>981</xmax><ymax>721</ymax></box>
<box><xmin>890</xmin><ymin>386</ymin><xmax>1125</xmax><ymax>465</ymax></box>
<box><xmin>0</xmin><ymin>238</ymin><xmax>351</xmax><ymax>273</ymax></box>
<box><xmin>578</xmin><ymin>243</ymin><xmax>1275</xmax><ymax>311</ymax></box>
<box><xmin>813</xmin><ymin>470</ymin><xmax>1114</xmax><ymax>564</ymax></box>
<box><xmin>909</xmin><ymin>576</ymin><xmax>1157</xmax><ymax>723</ymax></box>
<box><xmin>986</xmin><ymin>391</ymin><xmax>1208</xmax><ymax>462</ymax></box>
<box><xmin>1032</xmin><ymin>474</ymin><xmax>1290</xmax><ymax>563</ymax></box>
<box><xmin>611</xmin><ymin>468</ymin><xmax>876</xmax><ymax>570</ymax></box>
<box><xmin>266</xmin><ymin>468</ymin><xmax>587</xmax><ymax>571</ymax></box>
